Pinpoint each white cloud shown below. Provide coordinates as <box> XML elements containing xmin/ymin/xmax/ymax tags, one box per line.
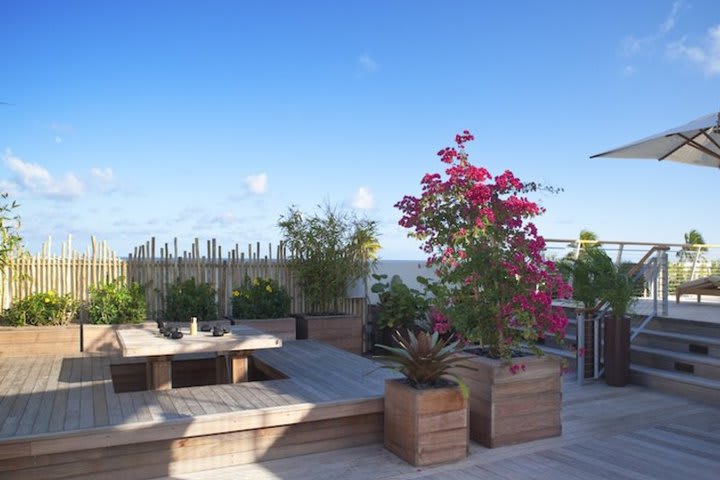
<box><xmin>245</xmin><ymin>173</ymin><xmax>268</xmax><ymax>194</ymax></box>
<box><xmin>622</xmin><ymin>1</ymin><xmax>684</xmax><ymax>56</ymax></box>
<box><xmin>352</xmin><ymin>186</ymin><xmax>374</xmax><ymax>210</ymax></box>
<box><xmin>358</xmin><ymin>54</ymin><xmax>378</xmax><ymax>72</ymax></box>
<box><xmin>55</xmin><ymin>136</ymin><xmax>62</xmax><ymax>144</ymax></box>
<box><xmin>3</xmin><ymin>149</ymin><xmax>84</xmax><ymax>199</ymax></box>
<box><xmin>660</xmin><ymin>0</ymin><xmax>683</xmax><ymax>34</ymax></box>
<box><xmin>667</xmin><ymin>25</ymin><xmax>720</xmax><ymax>76</ymax></box>
<box><xmin>91</xmin><ymin>167</ymin><xmax>114</xmax><ymax>182</ymax></box>
<box><xmin>623</xmin><ymin>65</ymin><xmax>637</xmax><ymax>76</ymax></box>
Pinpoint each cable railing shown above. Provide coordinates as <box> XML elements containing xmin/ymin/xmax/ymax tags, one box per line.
<box><xmin>546</xmin><ymin>239</ymin><xmax>674</xmax><ymax>384</ymax></box>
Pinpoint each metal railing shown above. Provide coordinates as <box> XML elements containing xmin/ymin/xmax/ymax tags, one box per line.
<box><xmin>548</xmin><ymin>241</ymin><xmax>670</xmax><ymax>385</ymax></box>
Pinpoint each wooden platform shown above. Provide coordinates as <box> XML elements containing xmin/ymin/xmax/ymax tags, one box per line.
<box><xmin>0</xmin><ymin>340</ymin><xmax>399</xmax><ymax>479</ymax></box>
<box><xmin>152</xmin><ymin>379</ymin><xmax>720</xmax><ymax>480</ymax></box>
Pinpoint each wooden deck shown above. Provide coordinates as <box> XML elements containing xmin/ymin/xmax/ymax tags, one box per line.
<box><xmin>153</xmin><ymin>378</ymin><xmax>720</xmax><ymax>480</ymax></box>
<box><xmin>2</xmin><ymin>338</ymin><xmax>719</xmax><ymax>480</ymax></box>
<box><xmin>0</xmin><ymin>340</ymin><xmax>399</xmax><ymax>479</ymax></box>
<box><xmin>634</xmin><ymin>297</ymin><xmax>720</xmax><ymax>324</ymax></box>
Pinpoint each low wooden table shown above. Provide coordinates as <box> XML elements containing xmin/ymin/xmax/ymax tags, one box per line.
<box><xmin>117</xmin><ymin>325</ymin><xmax>282</xmax><ymax>390</ymax></box>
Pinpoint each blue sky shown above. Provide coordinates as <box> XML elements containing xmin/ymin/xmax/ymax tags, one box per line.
<box><xmin>1</xmin><ymin>0</ymin><xmax>719</xmax><ymax>259</ymax></box>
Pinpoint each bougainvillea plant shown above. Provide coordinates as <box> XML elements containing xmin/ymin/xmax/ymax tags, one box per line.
<box><xmin>395</xmin><ymin>131</ymin><xmax>572</xmax><ymax>361</ymax></box>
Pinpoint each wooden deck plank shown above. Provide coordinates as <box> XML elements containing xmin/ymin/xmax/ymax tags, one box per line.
<box><xmin>14</xmin><ymin>356</ymin><xmax>55</xmax><ymax>435</ymax></box>
<box><xmin>78</xmin><ymin>355</ymin><xmax>95</xmax><ymax>429</ymax></box>
<box><xmin>31</xmin><ymin>356</ymin><xmax>62</xmax><ymax>434</ymax></box>
<box><xmin>0</xmin><ymin>356</ymin><xmax>36</xmax><ymax>432</ymax></box>
<box><xmin>90</xmin><ymin>355</ymin><xmax>110</xmax><ymax>427</ymax></box>
<box><xmin>102</xmin><ymin>356</ymin><xmax>125</xmax><ymax>425</ymax></box>
<box><xmin>63</xmin><ymin>357</ymin><xmax>83</xmax><ymax>430</ymax></box>
<box><xmin>0</xmin><ymin>355</ymin><xmax>43</xmax><ymax>436</ymax></box>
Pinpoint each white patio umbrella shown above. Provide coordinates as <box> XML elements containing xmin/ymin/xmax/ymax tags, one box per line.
<box><xmin>591</xmin><ymin>112</ymin><xmax>720</xmax><ymax>169</ymax></box>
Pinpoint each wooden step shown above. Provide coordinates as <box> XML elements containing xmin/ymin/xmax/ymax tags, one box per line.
<box><xmin>636</xmin><ymin>317</ymin><xmax>720</xmax><ymax>338</ymax></box>
<box><xmin>632</xmin><ymin>328</ymin><xmax>720</xmax><ymax>357</ymax></box>
<box><xmin>630</xmin><ymin>364</ymin><xmax>720</xmax><ymax>406</ymax></box>
<box><xmin>630</xmin><ymin>345</ymin><xmax>720</xmax><ymax>380</ymax></box>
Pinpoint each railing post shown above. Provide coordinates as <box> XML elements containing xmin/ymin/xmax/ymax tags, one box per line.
<box><xmin>593</xmin><ymin>315</ymin><xmax>600</xmax><ymax>379</ymax></box>
<box><xmin>661</xmin><ymin>250</ymin><xmax>669</xmax><ymax>316</ymax></box>
<box><xmin>577</xmin><ymin>310</ymin><xmax>585</xmax><ymax>386</ymax></box>
<box><xmin>690</xmin><ymin>246</ymin><xmax>701</xmax><ymax>280</ymax></box>
<box><xmin>615</xmin><ymin>243</ymin><xmax>625</xmax><ymax>266</ymax></box>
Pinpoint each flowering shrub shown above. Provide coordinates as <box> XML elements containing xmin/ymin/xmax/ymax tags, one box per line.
<box><xmin>2</xmin><ymin>291</ymin><xmax>79</xmax><ymax>326</ymax></box>
<box><xmin>231</xmin><ymin>277</ymin><xmax>291</xmax><ymax>319</ymax></box>
<box><xmin>87</xmin><ymin>278</ymin><xmax>146</xmax><ymax>324</ymax></box>
<box><xmin>164</xmin><ymin>278</ymin><xmax>218</xmax><ymax>322</ymax></box>
<box><xmin>395</xmin><ymin>131</ymin><xmax>572</xmax><ymax>361</ymax></box>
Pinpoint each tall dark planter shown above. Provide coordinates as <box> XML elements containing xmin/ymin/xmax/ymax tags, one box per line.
<box><xmin>604</xmin><ymin>315</ymin><xmax>630</xmax><ymax>387</ymax></box>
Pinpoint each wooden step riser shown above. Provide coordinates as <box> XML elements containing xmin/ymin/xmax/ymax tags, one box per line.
<box><xmin>633</xmin><ymin>336</ymin><xmax>720</xmax><ymax>358</ymax></box>
<box><xmin>630</xmin><ymin>370</ymin><xmax>720</xmax><ymax>406</ymax></box>
<box><xmin>630</xmin><ymin>350</ymin><xmax>720</xmax><ymax>381</ymax></box>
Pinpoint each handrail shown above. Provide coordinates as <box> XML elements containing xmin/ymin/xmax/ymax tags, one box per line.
<box><xmin>567</xmin><ymin>244</ymin><xmax>669</xmax><ymax>385</ymax></box>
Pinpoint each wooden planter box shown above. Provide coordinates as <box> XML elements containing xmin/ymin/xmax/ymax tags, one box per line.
<box><xmin>297</xmin><ymin>314</ymin><xmax>363</xmax><ymax>354</ymax></box>
<box><xmin>0</xmin><ymin>325</ymin><xmax>80</xmax><ymax>356</ymax></box>
<box><xmin>0</xmin><ymin>323</ymin><xmax>155</xmax><ymax>357</ymax></box>
<box><xmin>454</xmin><ymin>352</ymin><xmax>562</xmax><ymax>448</ymax></box>
<box><xmin>231</xmin><ymin>317</ymin><xmax>296</xmax><ymax>341</ymax></box>
<box><xmin>384</xmin><ymin>379</ymin><xmax>468</xmax><ymax>466</ymax></box>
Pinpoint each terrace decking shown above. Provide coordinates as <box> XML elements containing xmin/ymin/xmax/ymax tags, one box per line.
<box><xmin>154</xmin><ymin>379</ymin><xmax>720</xmax><ymax>480</ymax></box>
<box><xmin>0</xmin><ymin>340</ymin><xmax>399</xmax><ymax>479</ymax></box>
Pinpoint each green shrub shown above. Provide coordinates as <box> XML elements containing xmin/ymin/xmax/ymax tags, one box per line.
<box><xmin>231</xmin><ymin>277</ymin><xmax>291</xmax><ymax>319</ymax></box>
<box><xmin>2</xmin><ymin>291</ymin><xmax>78</xmax><ymax>326</ymax></box>
<box><xmin>371</xmin><ymin>274</ymin><xmax>428</xmax><ymax>329</ymax></box>
<box><xmin>164</xmin><ymin>278</ymin><xmax>218</xmax><ymax>322</ymax></box>
<box><xmin>87</xmin><ymin>278</ymin><xmax>146</xmax><ymax>324</ymax></box>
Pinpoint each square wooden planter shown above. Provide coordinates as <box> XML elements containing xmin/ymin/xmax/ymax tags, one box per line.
<box><xmin>232</xmin><ymin>317</ymin><xmax>297</xmax><ymax>341</ymax></box>
<box><xmin>454</xmin><ymin>352</ymin><xmax>562</xmax><ymax>448</ymax></box>
<box><xmin>384</xmin><ymin>379</ymin><xmax>468</xmax><ymax>466</ymax></box>
<box><xmin>296</xmin><ymin>314</ymin><xmax>363</xmax><ymax>354</ymax></box>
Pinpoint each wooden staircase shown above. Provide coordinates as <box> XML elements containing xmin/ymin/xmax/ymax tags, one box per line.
<box><xmin>630</xmin><ymin>316</ymin><xmax>720</xmax><ymax>405</ymax></box>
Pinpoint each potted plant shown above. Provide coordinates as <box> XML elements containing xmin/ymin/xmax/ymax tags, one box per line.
<box><xmin>230</xmin><ymin>276</ymin><xmax>296</xmax><ymax>341</ymax></box>
<box><xmin>278</xmin><ymin>203</ymin><xmax>379</xmax><ymax>354</ymax></box>
<box><xmin>375</xmin><ymin>330</ymin><xmax>471</xmax><ymax>466</ymax></box>
<box><xmin>557</xmin><ymin>247</ymin><xmax>614</xmax><ymax>378</ymax></box>
<box><xmin>591</xmin><ymin>251</ymin><xmax>636</xmax><ymax>387</ymax></box>
<box><xmin>370</xmin><ymin>274</ymin><xmax>428</xmax><ymax>349</ymax></box>
<box><xmin>395</xmin><ymin>131</ymin><xmax>573</xmax><ymax>447</ymax></box>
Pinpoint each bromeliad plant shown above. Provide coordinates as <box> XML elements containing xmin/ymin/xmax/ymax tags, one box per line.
<box><xmin>395</xmin><ymin>131</ymin><xmax>572</xmax><ymax>361</ymax></box>
<box><xmin>375</xmin><ymin>330</ymin><xmax>472</xmax><ymax>396</ymax></box>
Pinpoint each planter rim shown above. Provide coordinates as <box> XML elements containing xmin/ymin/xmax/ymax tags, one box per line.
<box><xmin>385</xmin><ymin>377</ymin><xmax>462</xmax><ymax>391</ymax></box>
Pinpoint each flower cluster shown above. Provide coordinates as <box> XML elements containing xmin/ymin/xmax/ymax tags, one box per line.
<box><xmin>231</xmin><ymin>277</ymin><xmax>291</xmax><ymax>320</ymax></box>
<box><xmin>395</xmin><ymin>131</ymin><xmax>572</xmax><ymax>361</ymax></box>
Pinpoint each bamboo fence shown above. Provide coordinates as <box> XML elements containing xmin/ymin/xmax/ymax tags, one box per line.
<box><xmin>1</xmin><ymin>236</ymin><xmax>366</xmax><ymax>321</ymax></box>
<box><xmin>1</xmin><ymin>235</ymin><xmax>126</xmax><ymax>310</ymax></box>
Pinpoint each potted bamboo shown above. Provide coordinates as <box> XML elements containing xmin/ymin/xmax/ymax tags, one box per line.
<box><xmin>396</xmin><ymin>131</ymin><xmax>572</xmax><ymax>448</ymax></box>
<box><xmin>376</xmin><ymin>330</ymin><xmax>471</xmax><ymax>466</ymax></box>
<box><xmin>278</xmin><ymin>204</ymin><xmax>378</xmax><ymax>354</ymax></box>
<box><xmin>592</xmin><ymin>251</ymin><xmax>636</xmax><ymax>387</ymax></box>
